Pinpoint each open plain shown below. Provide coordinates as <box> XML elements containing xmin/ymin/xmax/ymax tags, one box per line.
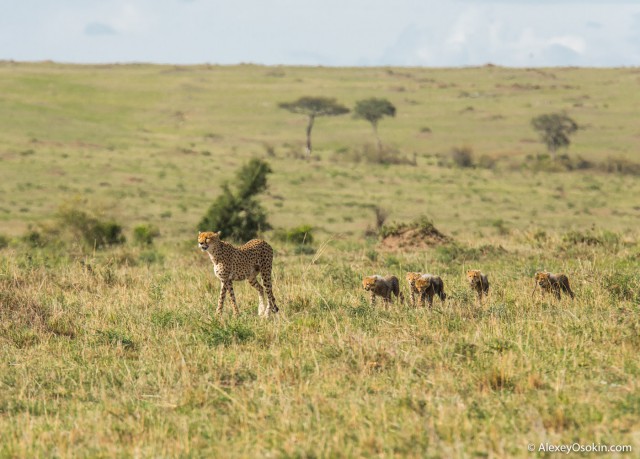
<box><xmin>0</xmin><ymin>62</ymin><xmax>639</xmax><ymax>457</ymax></box>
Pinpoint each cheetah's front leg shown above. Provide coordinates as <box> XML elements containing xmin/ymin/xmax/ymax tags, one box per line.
<box><xmin>370</xmin><ymin>292</ymin><xmax>376</xmax><ymax>307</ymax></box>
<box><xmin>226</xmin><ymin>281</ymin><xmax>240</xmax><ymax>315</ymax></box>
<box><xmin>216</xmin><ymin>283</ymin><xmax>228</xmax><ymax>315</ymax></box>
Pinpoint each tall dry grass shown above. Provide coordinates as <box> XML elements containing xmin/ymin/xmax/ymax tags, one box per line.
<box><xmin>1</xmin><ymin>230</ymin><xmax>638</xmax><ymax>457</ymax></box>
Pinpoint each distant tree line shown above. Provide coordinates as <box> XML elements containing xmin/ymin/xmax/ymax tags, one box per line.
<box><xmin>280</xmin><ymin>96</ymin><xmax>578</xmax><ymax>160</ymax></box>
<box><xmin>279</xmin><ymin>96</ymin><xmax>396</xmax><ymax>154</ymax></box>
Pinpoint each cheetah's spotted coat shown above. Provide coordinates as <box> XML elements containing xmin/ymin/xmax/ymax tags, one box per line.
<box><xmin>198</xmin><ymin>231</ymin><xmax>278</xmax><ymax>316</ymax></box>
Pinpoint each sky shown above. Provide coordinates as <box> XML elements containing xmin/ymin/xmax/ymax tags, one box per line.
<box><xmin>1</xmin><ymin>0</ymin><xmax>640</xmax><ymax>67</ymax></box>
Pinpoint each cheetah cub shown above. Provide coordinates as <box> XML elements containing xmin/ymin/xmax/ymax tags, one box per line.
<box><xmin>533</xmin><ymin>272</ymin><xmax>575</xmax><ymax>300</ymax></box>
<box><xmin>405</xmin><ymin>272</ymin><xmax>423</xmax><ymax>307</ymax></box>
<box><xmin>362</xmin><ymin>275</ymin><xmax>402</xmax><ymax>307</ymax></box>
<box><xmin>467</xmin><ymin>270</ymin><xmax>490</xmax><ymax>302</ymax></box>
<box><xmin>414</xmin><ymin>274</ymin><xmax>446</xmax><ymax>308</ymax></box>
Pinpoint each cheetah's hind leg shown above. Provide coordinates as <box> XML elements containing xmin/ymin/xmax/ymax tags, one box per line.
<box><xmin>260</xmin><ymin>269</ymin><xmax>279</xmax><ymax>315</ymax></box>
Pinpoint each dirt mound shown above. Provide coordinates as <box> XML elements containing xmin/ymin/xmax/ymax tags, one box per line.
<box><xmin>380</xmin><ymin>219</ymin><xmax>450</xmax><ymax>250</ymax></box>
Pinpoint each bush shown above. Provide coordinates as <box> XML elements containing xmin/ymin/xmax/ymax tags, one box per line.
<box><xmin>21</xmin><ymin>229</ymin><xmax>48</xmax><ymax>247</ymax></box>
<box><xmin>133</xmin><ymin>224</ymin><xmax>160</xmax><ymax>245</ymax></box>
<box><xmin>57</xmin><ymin>207</ymin><xmax>125</xmax><ymax>249</ymax></box>
<box><xmin>450</xmin><ymin>146</ymin><xmax>474</xmax><ymax>168</ymax></box>
<box><xmin>525</xmin><ymin>154</ymin><xmax>594</xmax><ymax>173</ymax></box>
<box><xmin>561</xmin><ymin>228</ymin><xmax>619</xmax><ymax>249</ymax></box>
<box><xmin>338</xmin><ymin>143</ymin><xmax>416</xmax><ymax>166</ymax></box>
<box><xmin>599</xmin><ymin>157</ymin><xmax>640</xmax><ymax>176</ymax></box>
<box><xmin>0</xmin><ymin>234</ymin><xmax>9</xmax><ymax>249</ymax></box>
<box><xmin>198</xmin><ymin>159</ymin><xmax>272</xmax><ymax>242</ymax></box>
<box><xmin>273</xmin><ymin>225</ymin><xmax>314</xmax><ymax>245</ymax></box>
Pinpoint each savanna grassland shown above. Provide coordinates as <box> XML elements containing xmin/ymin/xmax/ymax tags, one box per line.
<box><xmin>0</xmin><ymin>62</ymin><xmax>639</xmax><ymax>457</ymax></box>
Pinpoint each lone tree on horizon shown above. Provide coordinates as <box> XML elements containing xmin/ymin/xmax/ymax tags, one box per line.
<box><xmin>279</xmin><ymin>96</ymin><xmax>349</xmax><ymax>154</ymax></box>
<box><xmin>531</xmin><ymin>113</ymin><xmax>578</xmax><ymax>160</ymax></box>
<box><xmin>354</xmin><ymin>98</ymin><xmax>396</xmax><ymax>152</ymax></box>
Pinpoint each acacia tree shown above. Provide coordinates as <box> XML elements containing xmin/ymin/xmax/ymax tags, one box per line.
<box><xmin>354</xmin><ymin>98</ymin><xmax>396</xmax><ymax>152</ymax></box>
<box><xmin>531</xmin><ymin>113</ymin><xmax>578</xmax><ymax>160</ymax></box>
<box><xmin>279</xmin><ymin>97</ymin><xmax>349</xmax><ymax>154</ymax></box>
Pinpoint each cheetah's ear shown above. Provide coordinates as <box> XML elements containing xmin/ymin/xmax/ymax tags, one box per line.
<box><xmin>216</xmin><ymin>231</ymin><xmax>222</xmax><ymax>237</ymax></box>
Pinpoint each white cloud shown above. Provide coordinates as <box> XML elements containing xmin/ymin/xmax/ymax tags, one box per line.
<box><xmin>1</xmin><ymin>0</ymin><xmax>639</xmax><ymax>65</ymax></box>
<box><xmin>547</xmin><ymin>36</ymin><xmax>586</xmax><ymax>55</ymax></box>
<box><xmin>112</xmin><ymin>4</ymin><xmax>145</xmax><ymax>33</ymax></box>
<box><xmin>84</xmin><ymin>22</ymin><xmax>117</xmax><ymax>36</ymax></box>
<box><xmin>378</xmin><ymin>2</ymin><xmax>640</xmax><ymax>67</ymax></box>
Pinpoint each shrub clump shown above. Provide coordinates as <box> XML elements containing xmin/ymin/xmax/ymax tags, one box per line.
<box><xmin>133</xmin><ymin>224</ymin><xmax>160</xmax><ymax>245</ymax></box>
<box><xmin>198</xmin><ymin>159</ymin><xmax>272</xmax><ymax>242</ymax></box>
<box><xmin>599</xmin><ymin>157</ymin><xmax>640</xmax><ymax>176</ymax></box>
<box><xmin>338</xmin><ymin>143</ymin><xmax>416</xmax><ymax>166</ymax></box>
<box><xmin>450</xmin><ymin>146</ymin><xmax>475</xmax><ymax>168</ymax></box>
<box><xmin>561</xmin><ymin>228</ymin><xmax>619</xmax><ymax>249</ymax></box>
<box><xmin>525</xmin><ymin>153</ymin><xmax>593</xmax><ymax>173</ymax></box>
<box><xmin>57</xmin><ymin>207</ymin><xmax>125</xmax><ymax>249</ymax></box>
<box><xmin>273</xmin><ymin>225</ymin><xmax>314</xmax><ymax>245</ymax></box>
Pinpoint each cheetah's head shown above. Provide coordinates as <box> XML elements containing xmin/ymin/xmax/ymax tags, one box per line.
<box><xmin>198</xmin><ymin>231</ymin><xmax>221</xmax><ymax>251</ymax></box>
<box><xmin>534</xmin><ymin>272</ymin><xmax>551</xmax><ymax>287</ymax></box>
<box><xmin>362</xmin><ymin>275</ymin><xmax>380</xmax><ymax>291</ymax></box>
<box><xmin>467</xmin><ymin>270</ymin><xmax>482</xmax><ymax>285</ymax></box>
<box><xmin>405</xmin><ymin>272</ymin><xmax>422</xmax><ymax>284</ymax></box>
<box><xmin>414</xmin><ymin>276</ymin><xmax>432</xmax><ymax>293</ymax></box>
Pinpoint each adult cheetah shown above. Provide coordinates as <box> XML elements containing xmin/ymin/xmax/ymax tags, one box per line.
<box><xmin>198</xmin><ymin>231</ymin><xmax>278</xmax><ymax>316</ymax></box>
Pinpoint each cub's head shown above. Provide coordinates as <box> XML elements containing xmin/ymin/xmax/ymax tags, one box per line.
<box><xmin>414</xmin><ymin>276</ymin><xmax>432</xmax><ymax>293</ymax></box>
<box><xmin>467</xmin><ymin>270</ymin><xmax>482</xmax><ymax>284</ymax></box>
<box><xmin>362</xmin><ymin>275</ymin><xmax>380</xmax><ymax>291</ymax></box>
<box><xmin>406</xmin><ymin>272</ymin><xmax>422</xmax><ymax>284</ymax></box>
<box><xmin>535</xmin><ymin>272</ymin><xmax>551</xmax><ymax>287</ymax></box>
<box><xmin>198</xmin><ymin>231</ymin><xmax>221</xmax><ymax>251</ymax></box>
